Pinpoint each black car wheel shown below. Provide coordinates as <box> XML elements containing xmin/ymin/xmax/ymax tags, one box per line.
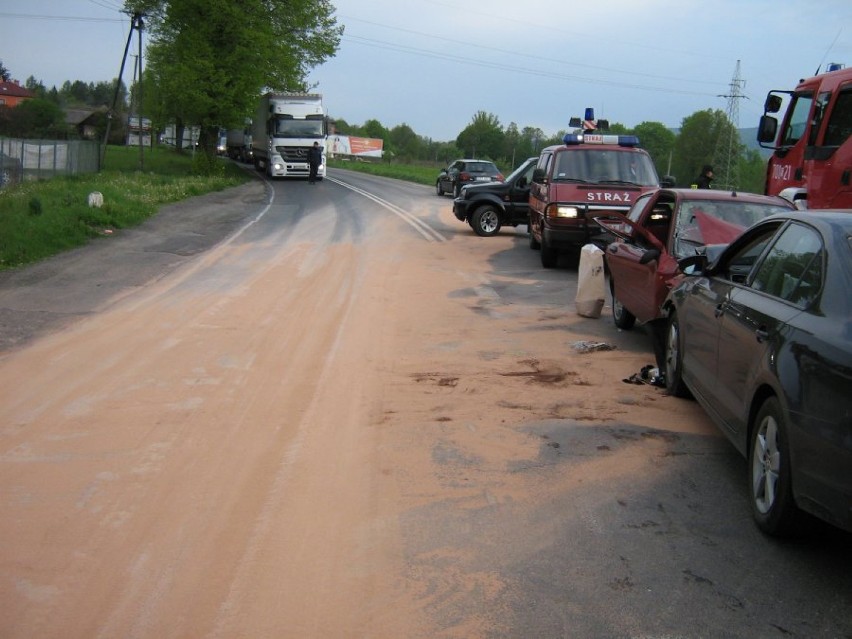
<box><xmin>610</xmin><ymin>278</ymin><xmax>636</xmax><ymax>329</ymax></box>
<box><xmin>454</xmin><ymin>182</ymin><xmax>462</xmax><ymax>198</ymax></box>
<box><xmin>664</xmin><ymin>312</ymin><xmax>690</xmax><ymax>398</ymax></box>
<box><xmin>436</xmin><ymin>181</ymin><xmax>444</xmax><ymax>196</ymax></box>
<box><xmin>750</xmin><ymin>397</ymin><xmax>804</xmax><ymax>536</ymax></box>
<box><xmin>471</xmin><ymin>206</ymin><xmax>501</xmax><ymax>237</ymax></box>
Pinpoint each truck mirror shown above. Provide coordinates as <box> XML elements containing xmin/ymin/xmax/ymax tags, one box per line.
<box><xmin>757</xmin><ymin>115</ymin><xmax>778</xmax><ymax>144</ymax></box>
<box><xmin>532</xmin><ymin>168</ymin><xmax>547</xmax><ymax>184</ymax></box>
<box><xmin>764</xmin><ymin>94</ymin><xmax>783</xmax><ymax>113</ymax></box>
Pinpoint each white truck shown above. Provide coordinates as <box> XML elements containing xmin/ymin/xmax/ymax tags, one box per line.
<box><xmin>251</xmin><ymin>93</ymin><xmax>326</xmax><ymax>179</ymax></box>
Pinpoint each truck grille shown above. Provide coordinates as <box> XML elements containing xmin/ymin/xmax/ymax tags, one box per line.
<box><xmin>275</xmin><ymin>146</ymin><xmax>310</xmax><ymax>162</ymax></box>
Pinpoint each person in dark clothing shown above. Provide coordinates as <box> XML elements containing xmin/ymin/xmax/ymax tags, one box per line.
<box><xmin>694</xmin><ymin>165</ymin><xmax>714</xmax><ymax>189</ymax></box>
<box><xmin>308</xmin><ymin>141</ymin><xmax>322</xmax><ymax>184</ymax></box>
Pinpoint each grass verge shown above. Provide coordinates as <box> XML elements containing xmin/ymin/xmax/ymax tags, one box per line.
<box><xmin>0</xmin><ymin>145</ymin><xmax>249</xmax><ymax>270</ymax></box>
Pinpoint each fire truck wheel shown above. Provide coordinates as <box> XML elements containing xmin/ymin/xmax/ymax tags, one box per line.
<box><xmin>540</xmin><ymin>237</ymin><xmax>558</xmax><ymax>268</ymax></box>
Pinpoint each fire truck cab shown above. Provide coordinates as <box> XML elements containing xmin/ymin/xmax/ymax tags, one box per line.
<box><xmin>757</xmin><ymin>63</ymin><xmax>852</xmax><ymax>209</ymax></box>
<box><xmin>528</xmin><ymin>110</ymin><xmax>669</xmax><ymax>268</ymax></box>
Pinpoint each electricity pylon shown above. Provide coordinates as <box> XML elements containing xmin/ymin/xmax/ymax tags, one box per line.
<box><xmin>713</xmin><ymin>60</ymin><xmax>747</xmax><ymax>191</ymax></box>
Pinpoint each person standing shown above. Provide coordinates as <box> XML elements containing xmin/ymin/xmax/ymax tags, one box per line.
<box><xmin>693</xmin><ymin>165</ymin><xmax>714</xmax><ymax>189</ymax></box>
<box><xmin>308</xmin><ymin>141</ymin><xmax>322</xmax><ymax>184</ymax></box>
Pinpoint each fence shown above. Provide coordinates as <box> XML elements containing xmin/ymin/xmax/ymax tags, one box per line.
<box><xmin>0</xmin><ymin>137</ymin><xmax>101</xmax><ymax>189</ymax></box>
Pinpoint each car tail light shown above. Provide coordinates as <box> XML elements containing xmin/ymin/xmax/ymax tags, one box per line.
<box><xmin>495</xmin><ymin>173</ymin><xmax>505</xmax><ymax>181</ymax></box>
<box><xmin>459</xmin><ymin>171</ymin><xmax>471</xmax><ymax>182</ymax></box>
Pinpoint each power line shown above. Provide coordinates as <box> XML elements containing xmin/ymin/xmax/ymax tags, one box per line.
<box><xmin>0</xmin><ymin>12</ymin><xmax>125</xmax><ymax>23</ymax></box>
<box><xmin>341</xmin><ymin>35</ymin><xmax>721</xmax><ymax>99</ymax></box>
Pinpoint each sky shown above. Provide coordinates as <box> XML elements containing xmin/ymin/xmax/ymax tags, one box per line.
<box><xmin>2</xmin><ymin>0</ymin><xmax>851</xmax><ymax>141</ymax></box>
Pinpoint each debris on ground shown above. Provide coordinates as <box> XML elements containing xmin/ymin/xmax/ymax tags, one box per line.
<box><xmin>571</xmin><ymin>341</ymin><xmax>616</xmax><ymax>354</ymax></box>
<box><xmin>623</xmin><ymin>364</ymin><xmax>666</xmax><ymax>388</ymax></box>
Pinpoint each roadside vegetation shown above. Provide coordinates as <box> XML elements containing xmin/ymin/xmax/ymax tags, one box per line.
<box><xmin>327</xmin><ymin>158</ymin><xmax>439</xmax><ymax>187</ymax></box>
<box><xmin>0</xmin><ymin>146</ymin><xmax>248</xmax><ymax>270</ymax></box>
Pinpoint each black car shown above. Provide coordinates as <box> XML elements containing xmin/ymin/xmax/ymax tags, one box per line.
<box><xmin>452</xmin><ymin>157</ymin><xmax>537</xmax><ymax>237</ymax></box>
<box><xmin>662</xmin><ymin>210</ymin><xmax>852</xmax><ymax>536</ymax></box>
<box><xmin>436</xmin><ymin>159</ymin><xmax>503</xmax><ymax>198</ymax></box>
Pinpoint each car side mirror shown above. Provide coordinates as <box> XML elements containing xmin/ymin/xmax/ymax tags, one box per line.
<box><xmin>639</xmin><ymin>248</ymin><xmax>661</xmax><ymax>264</ymax></box>
<box><xmin>532</xmin><ymin>168</ymin><xmax>547</xmax><ymax>184</ymax></box>
<box><xmin>660</xmin><ymin>175</ymin><xmax>676</xmax><ymax>187</ymax></box>
<box><xmin>677</xmin><ymin>254</ymin><xmax>707</xmax><ymax>274</ymax></box>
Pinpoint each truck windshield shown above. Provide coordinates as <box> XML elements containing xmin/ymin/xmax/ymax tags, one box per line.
<box><xmin>273</xmin><ymin>117</ymin><xmax>324</xmax><ymax>138</ymax></box>
<box><xmin>553</xmin><ymin>149</ymin><xmax>658</xmax><ymax>186</ymax></box>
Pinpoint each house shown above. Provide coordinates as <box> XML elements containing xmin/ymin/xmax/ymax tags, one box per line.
<box><xmin>0</xmin><ymin>80</ymin><xmax>34</xmax><ymax>108</ymax></box>
<box><xmin>65</xmin><ymin>107</ymin><xmax>107</xmax><ymax>140</ymax></box>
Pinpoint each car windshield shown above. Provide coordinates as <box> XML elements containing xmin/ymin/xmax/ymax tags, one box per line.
<box><xmin>553</xmin><ymin>150</ymin><xmax>658</xmax><ymax>186</ymax></box>
<box><xmin>674</xmin><ymin>200</ymin><xmax>792</xmax><ymax>253</ymax></box>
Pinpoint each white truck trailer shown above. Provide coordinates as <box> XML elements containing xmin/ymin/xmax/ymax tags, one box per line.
<box><xmin>251</xmin><ymin>93</ymin><xmax>326</xmax><ymax>179</ymax></box>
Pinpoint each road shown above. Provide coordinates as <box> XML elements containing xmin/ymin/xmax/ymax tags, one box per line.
<box><xmin>1</xmin><ymin>168</ymin><xmax>850</xmax><ymax>638</ymax></box>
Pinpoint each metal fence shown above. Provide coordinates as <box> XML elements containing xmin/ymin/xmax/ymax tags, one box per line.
<box><xmin>0</xmin><ymin>137</ymin><xmax>101</xmax><ymax>189</ymax></box>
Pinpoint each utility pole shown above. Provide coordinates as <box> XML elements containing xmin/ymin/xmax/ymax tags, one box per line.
<box><xmin>100</xmin><ymin>12</ymin><xmax>145</xmax><ymax>169</ymax></box>
<box><xmin>713</xmin><ymin>60</ymin><xmax>747</xmax><ymax>191</ymax></box>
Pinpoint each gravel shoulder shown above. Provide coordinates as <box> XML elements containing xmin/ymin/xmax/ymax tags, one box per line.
<box><xmin>0</xmin><ymin>179</ymin><xmax>269</xmax><ymax>353</ymax></box>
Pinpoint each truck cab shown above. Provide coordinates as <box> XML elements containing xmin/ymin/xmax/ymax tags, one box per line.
<box><xmin>528</xmin><ymin>131</ymin><xmax>665</xmax><ymax>268</ymax></box>
<box><xmin>757</xmin><ymin>63</ymin><xmax>852</xmax><ymax>209</ymax></box>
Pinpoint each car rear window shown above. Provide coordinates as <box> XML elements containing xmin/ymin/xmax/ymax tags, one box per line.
<box><xmin>467</xmin><ymin>162</ymin><xmax>498</xmax><ymax>174</ymax></box>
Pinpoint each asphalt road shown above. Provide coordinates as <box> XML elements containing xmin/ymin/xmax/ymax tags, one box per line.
<box><xmin>0</xmin><ymin>168</ymin><xmax>850</xmax><ymax>638</ymax></box>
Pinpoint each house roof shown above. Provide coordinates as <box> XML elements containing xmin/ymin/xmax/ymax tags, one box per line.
<box><xmin>65</xmin><ymin>107</ymin><xmax>106</xmax><ymax>126</ymax></box>
<box><xmin>0</xmin><ymin>81</ymin><xmax>34</xmax><ymax>99</ymax></box>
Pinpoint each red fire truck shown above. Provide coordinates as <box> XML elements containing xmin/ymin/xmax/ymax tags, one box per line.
<box><xmin>757</xmin><ymin>63</ymin><xmax>852</xmax><ymax>209</ymax></box>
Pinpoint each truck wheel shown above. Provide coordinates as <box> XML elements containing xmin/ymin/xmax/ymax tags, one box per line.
<box><xmin>471</xmin><ymin>206</ymin><xmax>501</xmax><ymax>237</ymax></box>
<box><xmin>540</xmin><ymin>236</ymin><xmax>558</xmax><ymax>268</ymax></box>
<box><xmin>610</xmin><ymin>278</ymin><xmax>636</xmax><ymax>329</ymax></box>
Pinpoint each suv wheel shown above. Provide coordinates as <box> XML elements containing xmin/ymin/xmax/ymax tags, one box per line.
<box><xmin>471</xmin><ymin>206</ymin><xmax>501</xmax><ymax>237</ymax></box>
<box><xmin>436</xmin><ymin>181</ymin><xmax>444</xmax><ymax>196</ymax></box>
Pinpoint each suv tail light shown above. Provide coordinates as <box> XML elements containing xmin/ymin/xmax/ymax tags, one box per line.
<box><xmin>459</xmin><ymin>171</ymin><xmax>471</xmax><ymax>182</ymax></box>
<box><xmin>495</xmin><ymin>172</ymin><xmax>505</xmax><ymax>181</ymax></box>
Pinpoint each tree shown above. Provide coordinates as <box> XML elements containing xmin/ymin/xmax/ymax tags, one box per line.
<box><xmin>633</xmin><ymin>121</ymin><xmax>676</xmax><ymax>179</ymax></box>
<box><xmin>0</xmin><ymin>98</ymin><xmax>68</xmax><ymax>138</ymax></box>
<box><xmin>456</xmin><ymin>111</ymin><xmax>504</xmax><ymax>160</ymax></box>
<box><xmin>0</xmin><ymin>60</ymin><xmax>10</xmax><ymax>82</ymax></box>
<box><xmin>132</xmin><ymin>0</ymin><xmax>342</xmax><ymax>169</ymax></box>
<box><xmin>671</xmin><ymin>109</ymin><xmax>735</xmax><ymax>188</ymax></box>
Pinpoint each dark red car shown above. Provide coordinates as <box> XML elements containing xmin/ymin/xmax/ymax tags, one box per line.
<box><xmin>595</xmin><ymin>188</ymin><xmax>795</xmax><ymax>329</ymax></box>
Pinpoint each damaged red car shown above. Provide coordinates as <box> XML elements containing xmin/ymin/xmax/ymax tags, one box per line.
<box><xmin>595</xmin><ymin>189</ymin><xmax>795</xmax><ymax>329</ymax></box>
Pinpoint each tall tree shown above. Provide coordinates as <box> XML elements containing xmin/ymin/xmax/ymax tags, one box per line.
<box><xmin>456</xmin><ymin>111</ymin><xmax>504</xmax><ymax>160</ymax></box>
<box><xmin>0</xmin><ymin>60</ymin><xmax>12</xmax><ymax>82</ymax></box>
<box><xmin>633</xmin><ymin>121</ymin><xmax>676</xmax><ymax>179</ymax></box>
<box><xmin>672</xmin><ymin>109</ymin><xmax>733</xmax><ymax>188</ymax></box>
<box><xmin>130</xmin><ymin>0</ymin><xmax>342</xmax><ymax>167</ymax></box>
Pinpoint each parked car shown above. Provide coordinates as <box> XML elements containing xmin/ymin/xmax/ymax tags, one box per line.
<box><xmin>452</xmin><ymin>157</ymin><xmax>537</xmax><ymax>237</ymax></box>
<box><xmin>594</xmin><ymin>188</ymin><xmax>795</xmax><ymax>329</ymax></box>
<box><xmin>436</xmin><ymin>159</ymin><xmax>503</xmax><ymax>197</ymax></box>
<box><xmin>661</xmin><ymin>210</ymin><xmax>852</xmax><ymax>536</ymax></box>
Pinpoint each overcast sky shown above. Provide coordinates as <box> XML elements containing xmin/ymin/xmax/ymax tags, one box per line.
<box><xmin>2</xmin><ymin>0</ymin><xmax>851</xmax><ymax>141</ymax></box>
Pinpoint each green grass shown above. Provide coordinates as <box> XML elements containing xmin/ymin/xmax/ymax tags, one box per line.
<box><xmin>328</xmin><ymin>158</ymin><xmax>439</xmax><ymax>186</ymax></box>
<box><xmin>0</xmin><ymin>145</ymin><xmax>249</xmax><ymax>270</ymax></box>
